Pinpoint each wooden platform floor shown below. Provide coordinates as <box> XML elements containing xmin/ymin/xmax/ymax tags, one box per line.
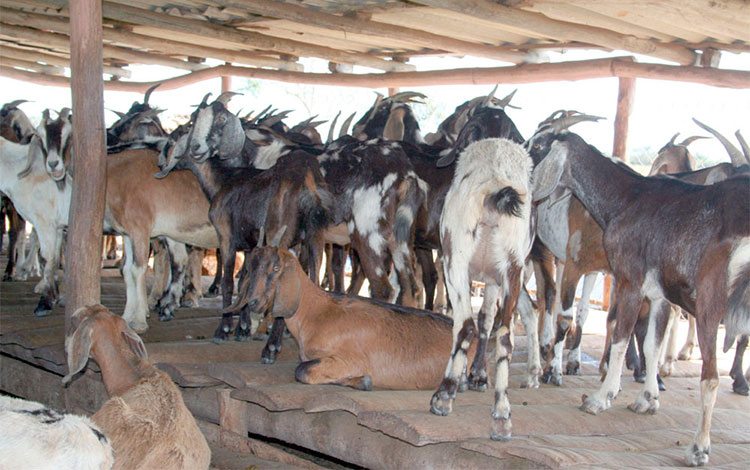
<box><xmin>1</xmin><ymin>269</ymin><xmax>749</xmax><ymax>469</ymax></box>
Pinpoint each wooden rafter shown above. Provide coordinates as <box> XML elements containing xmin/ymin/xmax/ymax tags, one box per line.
<box><xmin>0</xmin><ymin>7</ymin><xmax>303</xmax><ymax>72</ymax></box>
<box><xmin>0</xmin><ymin>41</ymin><xmax>132</xmax><ymax>78</ymax></box>
<box><xmin>412</xmin><ymin>0</ymin><xmax>697</xmax><ymax>65</ymax></box>
<box><xmin>210</xmin><ymin>0</ymin><xmax>532</xmax><ymax>64</ymax></box>
<box><xmin>3</xmin><ymin>57</ymin><xmax>748</xmax><ymax>93</ymax></box>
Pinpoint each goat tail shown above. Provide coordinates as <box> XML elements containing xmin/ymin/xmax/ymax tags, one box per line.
<box><xmin>723</xmin><ymin>243</ymin><xmax>750</xmax><ymax>353</ymax></box>
<box><xmin>394</xmin><ymin>175</ymin><xmax>425</xmax><ymax>245</ymax></box>
<box><xmin>299</xmin><ymin>184</ymin><xmax>333</xmax><ymax>240</ymax></box>
<box><xmin>484</xmin><ymin>186</ymin><xmax>523</xmax><ymax>218</ymax></box>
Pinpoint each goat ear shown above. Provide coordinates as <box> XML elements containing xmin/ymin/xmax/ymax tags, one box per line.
<box><xmin>383</xmin><ymin>107</ymin><xmax>406</xmax><ymax>141</ymax></box>
<box><xmin>271</xmin><ymin>255</ymin><xmax>302</xmax><ymax>317</ymax></box>
<box><xmin>121</xmin><ymin>326</ymin><xmax>148</xmax><ymax>361</ymax></box>
<box><xmin>532</xmin><ymin>143</ymin><xmax>567</xmax><ymax>202</ymax></box>
<box><xmin>218</xmin><ymin>114</ymin><xmax>245</xmax><ymax>159</ymax></box>
<box><xmin>62</xmin><ymin>319</ymin><xmax>94</xmax><ymax>386</ymax></box>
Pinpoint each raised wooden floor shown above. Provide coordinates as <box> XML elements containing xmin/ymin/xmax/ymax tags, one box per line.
<box><xmin>1</xmin><ymin>270</ymin><xmax>749</xmax><ymax>469</ymax></box>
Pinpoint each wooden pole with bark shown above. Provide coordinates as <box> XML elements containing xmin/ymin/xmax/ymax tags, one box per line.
<box><xmin>64</xmin><ymin>0</ymin><xmax>107</xmax><ymax>333</ymax></box>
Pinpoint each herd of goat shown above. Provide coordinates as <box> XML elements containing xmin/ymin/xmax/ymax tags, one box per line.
<box><xmin>0</xmin><ymin>84</ymin><xmax>748</xmax><ymax>467</ymax></box>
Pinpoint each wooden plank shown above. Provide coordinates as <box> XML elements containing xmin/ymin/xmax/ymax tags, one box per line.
<box><xmin>156</xmin><ymin>362</ymin><xmax>223</xmax><ymax>388</ymax></box>
<box><xmin>214</xmin><ymin>0</ymin><xmax>531</xmax><ymax>63</ymax></box>
<box><xmin>0</xmin><ymin>55</ymin><xmax>65</xmax><ymax>75</ymax></box>
<box><xmin>0</xmin><ymin>7</ymin><xmax>303</xmax><ymax>71</ymax></box>
<box><xmin>412</xmin><ymin>0</ymin><xmax>696</xmax><ymax>64</ymax></box>
<box><xmin>208</xmin><ymin>361</ymin><xmax>298</xmax><ymax>389</ymax></box>
<box><xmin>0</xmin><ymin>42</ymin><xmax>131</xmax><ymax>77</ymax></box>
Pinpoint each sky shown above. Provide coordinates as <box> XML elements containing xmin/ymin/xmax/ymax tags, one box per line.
<box><xmin>1</xmin><ymin>48</ymin><xmax>748</xmax><ymax>168</ymax></box>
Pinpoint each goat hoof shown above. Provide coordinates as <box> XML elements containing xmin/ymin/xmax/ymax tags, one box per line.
<box><xmin>2</xmin><ymin>273</ymin><xmax>11</xmax><ymax>282</ymax></box>
<box><xmin>261</xmin><ymin>347</ymin><xmax>278</xmax><ymax>364</ymax></box>
<box><xmin>633</xmin><ymin>372</ymin><xmax>646</xmax><ymax>384</ymax></box>
<box><xmin>628</xmin><ymin>391</ymin><xmax>659</xmax><ymax>414</ymax></box>
<box><xmin>660</xmin><ymin>359</ymin><xmax>676</xmax><ymax>377</ymax></box>
<box><xmin>467</xmin><ymin>373</ymin><xmax>488</xmax><ymax>392</ymax></box>
<box><xmin>731</xmin><ymin>377</ymin><xmax>749</xmax><ymax>396</ymax></box>
<box><xmin>565</xmin><ymin>361</ymin><xmax>581</xmax><ymax>376</ymax></box>
<box><xmin>252</xmin><ymin>332</ymin><xmax>270</xmax><ymax>341</ymax></box>
<box><xmin>357</xmin><ymin>376</ymin><xmax>372</xmax><ymax>391</ymax></box>
<box><xmin>490</xmin><ymin>414</ymin><xmax>512</xmax><ymax>441</ymax></box>
<box><xmin>234</xmin><ymin>326</ymin><xmax>251</xmax><ymax>342</ymax></box>
<box><xmin>205</xmin><ymin>285</ymin><xmax>220</xmax><ymax>298</ymax></box>
<box><xmin>429</xmin><ymin>391</ymin><xmax>453</xmax><ymax>416</ymax></box>
<box><xmin>580</xmin><ymin>394</ymin><xmax>610</xmax><ymax>415</ymax></box>
<box><xmin>521</xmin><ymin>373</ymin><xmax>540</xmax><ymax>389</ymax></box>
<box><xmin>657</xmin><ymin>374</ymin><xmax>667</xmax><ymax>392</ymax></box>
<box><xmin>686</xmin><ymin>444</ymin><xmax>710</xmax><ymax>467</ymax></box>
<box><xmin>158</xmin><ymin>310</ymin><xmax>174</xmax><ymax>322</ymax></box>
<box><xmin>33</xmin><ymin>297</ymin><xmax>53</xmax><ymax>317</ymax></box>
<box><xmin>542</xmin><ymin>369</ymin><xmax>562</xmax><ymax>386</ymax></box>
<box><xmin>457</xmin><ymin>374</ymin><xmax>468</xmax><ymax>393</ymax></box>
<box><xmin>213</xmin><ymin>326</ymin><xmax>230</xmax><ymax>344</ymax></box>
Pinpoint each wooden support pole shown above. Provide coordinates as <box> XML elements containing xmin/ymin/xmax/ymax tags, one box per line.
<box><xmin>65</xmin><ymin>0</ymin><xmax>106</xmax><ymax>333</ymax></box>
<box><xmin>221</xmin><ymin>63</ymin><xmax>232</xmax><ymax>93</ymax></box>
<box><xmin>613</xmin><ymin>76</ymin><xmax>636</xmax><ymax>161</ymax></box>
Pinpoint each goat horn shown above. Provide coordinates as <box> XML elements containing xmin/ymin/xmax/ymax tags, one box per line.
<box><xmin>494</xmin><ymin>89</ymin><xmax>517</xmax><ymax>109</ymax></box>
<box><xmin>269</xmin><ymin>225</ymin><xmax>287</xmax><ymax>248</ymax></box>
<box><xmin>216</xmin><ymin>91</ymin><xmax>242</xmax><ymax>106</ymax></box>
<box><xmin>298</xmin><ymin>115</ymin><xmax>318</xmax><ymax>127</ymax></box>
<box><xmin>327</xmin><ymin>111</ymin><xmax>341</xmax><ymax>144</ymax></box>
<box><xmin>480</xmin><ymin>84</ymin><xmax>499</xmax><ymax>108</ymax></box>
<box><xmin>143</xmin><ymin>83</ymin><xmax>160</xmax><ymax>105</ymax></box>
<box><xmin>4</xmin><ymin>99</ymin><xmax>29</xmax><ymax>109</ymax></box>
<box><xmin>339</xmin><ymin>112</ymin><xmax>357</xmax><ymax>138</ymax></box>
<box><xmin>197</xmin><ymin>92</ymin><xmax>212</xmax><ymax>107</ymax></box>
<box><xmin>42</xmin><ymin>109</ymin><xmax>51</xmax><ymax>122</ymax></box>
<box><xmin>678</xmin><ymin>135</ymin><xmax>708</xmax><ymax>147</ymax></box>
<box><xmin>307</xmin><ymin>119</ymin><xmax>327</xmax><ymax>129</ymax></box>
<box><xmin>106</xmin><ymin>108</ymin><xmax>127</xmax><ymax>119</ymax></box>
<box><xmin>692</xmin><ymin>118</ymin><xmax>746</xmax><ymax>167</ymax></box>
<box><xmin>538</xmin><ymin>109</ymin><xmax>568</xmax><ymax>128</ymax></box>
<box><xmin>365</xmin><ymin>92</ymin><xmax>385</xmax><ymax>123</ymax></box>
<box><xmin>387</xmin><ymin>91</ymin><xmax>426</xmax><ymax>103</ymax></box>
<box><xmin>735</xmin><ymin>130</ymin><xmax>750</xmax><ymax>164</ymax></box>
<box><xmin>668</xmin><ymin>132</ymin><xmax>680</xmax><ymax>146</ymax></box>
<box><xmin>261</xmin><ymin>110</ymin><xmax>292</xmax><ymax>128</ymax></box>
<box><xmin>58</xmin><ymin>108</ymin><xmax>72</xmax><ymax>121</ymax></box>
<box><xmin>257</xmin><ymin>226</ymin><xmax>265</xmax><ymax>248</ymax></box>
<box><xmin>549</xmin><ymin>112</ymin><xmax>605</xmax><ymax>133</ymax></box>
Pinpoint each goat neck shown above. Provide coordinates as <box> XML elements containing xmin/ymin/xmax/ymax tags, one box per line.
<box><xmin>94</xmin><ymin>336</ymin><xmax>151</xmax><ymax>397</ymax></box>
<box><xmin>531</xmin><ymin>132</ymin><xmax>639</xmax><ymax>230</ymax></box>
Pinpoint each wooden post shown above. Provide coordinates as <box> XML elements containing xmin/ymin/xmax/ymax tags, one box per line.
<box><xmin>65</xmin><ymin>0</ymin><xmax>106</xmax><ymax>333</ymax></box>
<box><xmin>612</xmin><ymin>76</ymin><xmax>636</xmax><ymax>161</ymax></box>
<box><xmin>221</xmin><ymin>62</ymin><xmax>232</xmax><ymax>92</ymax></box>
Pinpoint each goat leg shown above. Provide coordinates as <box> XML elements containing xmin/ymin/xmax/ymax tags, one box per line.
<box><xmin>295</xmin><ymin>357</ymin><xmax>372</xmax><ymax>391</ymax></box>
<box><xmin>468</xmin><ymin>286</ymin><xmax>500</xmax><ymax>392</ymax></box>
<box><xmin>729</xmin><ymin>335</ymin><xmax>749</xmax><ymax>396</ymax></box>
<box><xmin>261</xmin><ymin>317</ymin><xmax>286</xmax><ymax>363</ymax></box>
<box><xmin>205</xmin><ymin>249</ymin><xmax>222</xmax><ymax>298</ymax></box>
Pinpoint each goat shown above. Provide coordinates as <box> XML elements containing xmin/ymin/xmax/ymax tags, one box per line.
<box><xmin>1</xmin><ymin>99</ymin><xmax>36</xmax><ymax>282</ymax></box>
<box><xmin>430</xmin><ymin>137</ymin><xmax>543</xmax><ymax>444</ymax></box>
<box><xmin>63</xmin><ymin>304</ymin><xmax>210</xmax><ymax>470</ymax></box>
<box><xmin>0</xmin><ymin>395</ymin><xmax>114</xmax><ymax>470</ymax></box>
<box><xmin>159</xmin><ymin>101</ymin><xmax>332</xmax><ymax>352</ymax></box>
<box><xmin>527</xmin><ymin>112</ymin><xmax>749</xmax><ymax>467</ymax></box>
<box><xmin>223</xmin><ymin>238</ymin><xmax>477</xmax><ymax>390</ymax></box>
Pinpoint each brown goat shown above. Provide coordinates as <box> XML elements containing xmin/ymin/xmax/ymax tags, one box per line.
<box><xmin>225</xmin><ymin>244</ymin><xmax>476</xmax><ymax>390</ymax></box>
<box><xmin>63</xmin><ymin>304</ymin><xmax>210</xmax><ymax>470</ymax></box>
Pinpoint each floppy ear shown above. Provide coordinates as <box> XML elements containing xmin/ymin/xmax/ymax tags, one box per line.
<box><xmin>218</xmin><ymin>114</ymin><xmax>245</xmax><ymax>159</ymax></box>
<box><xmin>532</xmin><ymin>143</ymin><xmax>567</xmax><ymax>202</ymax></box>
<box><xmin>271</xmin><ymin>255</ymin><xmax>302</xmax><ymax>318</ymax></box>
<box><xmin>383</xmin><ymin>107</ymin><xmax>406</xmax><ymax>141</ymax></box>
<box><xmin>62</xmin><ymin>318</ymin><xmax>94</xmax><ymax>386</ymax></box>
<box><xmin>120</xmin><ymin>319</ymin><xmax>148</xmax><ymax>360</ymax></box>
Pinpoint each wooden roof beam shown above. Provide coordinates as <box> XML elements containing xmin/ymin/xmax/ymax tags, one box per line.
<box><xmin>211</xmin><ymin>0</ymin><xmax>532</xmax><ymax>64</ymax></box>
<box><xmin>0</xmin><ymin>56</ymin><xmax>65</xmax><ymax>76</ymax></box>
<box><xmin>1</xmin><ymin>7</ymin><xmax>303</xmax><ymax>72</ymax></box>
<box><xmin>77</xmin><ymin>1</ymin><xmax>414</xmax><ymax>72</ymax></box>
<box><xmin>3</xmin><ymin>57</ymin><xmax>747</xmax><ymax>93</ymax></box>
<box><xmin>0</xmin><ymin>23</ymin><xmax>207</xmax><ymax>72</ymax></box>
<box><xmin>0</xmin><ymin>41</ymin><xmax>131</xmax><ymax>78</ymax></box>
<box><xmin>412</xmin><ymin>0</ymin><xmax>697</xmax><ymax>65</ymax></box>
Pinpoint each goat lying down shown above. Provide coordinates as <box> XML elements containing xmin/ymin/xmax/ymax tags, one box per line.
<box><xmin>223</xmin><ymin>242</ymin><xmax>477</xmax><ymax>390</ymax></box>
<box><xmin>0</xmin><ymin>395</ymin><xmax>114</xmax><ymax>470</ymax></box>
<box><xmin>431</xmin><ymin>138</ymin><xmax>540</xmax><ymax>442</ymax></box>
<box><xmin>63</xmin><ymin>305</ymin><xmax>210</xmax><ymax>470</ymax></box>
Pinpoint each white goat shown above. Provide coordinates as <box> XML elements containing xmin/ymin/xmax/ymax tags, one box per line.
<box><xmin>430</xmin><ymin>138</ymin><xmax>544</xmax><ymax>442</ymax></box>
<box><xmin>0</xmin><ymin>134</ymin><xmax>71</xmax><ymax>316</ymax></box>
<box><xmin>63</xmin><ymin>304</ymin><xmax>211</xmax><ymax>470</ymax></box>
<box><xmin>0</xmin><ymin>395</ymin><xmax>114</xmax><ymax>470</ymax></box>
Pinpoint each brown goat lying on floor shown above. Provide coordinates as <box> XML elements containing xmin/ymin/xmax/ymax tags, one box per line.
<box><xmin>63</xmin><ymin>305</ymin><xmax>211</xmax><ymax>470</ymax></box>
<box><xmin>224</xmin><ymin>242</ymin><xmax>477</xmax><ymax>390</ymax></box>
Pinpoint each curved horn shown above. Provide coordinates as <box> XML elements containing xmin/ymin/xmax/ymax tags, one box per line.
<box><xmin>678</xmin><ymin>135</ymin><xmax>708</xmax><ymax>147</ymax></box>
<box><xmin>42</xmin><ymin>109</ymin><xmax>51</xmax><ymax>122</ymax></box>
<box><xmin>296</xmin><ymin>115</ymin><xmax>317</xmax><ymax>128</ymax></box>
<box><xmin>735</xmin><ymin>130</ymin><xmax>750</xmax><ymax>165</ymax></box>
<box><xmin>365</xmin><ymin>92</ymin><xmax>385</xmax><ymax>123</ymax></box>
<box><xmin>197</xmin><ymin>92</ymin><xmax>212</xmax><ymax>107</ymax></box>
<box><xmin>143</xmin><ymin>83</ymin><xmax>160</xmax><ymax>105</ymax></box>
<box><xmin>339</xmin><ymin>112</ymin><xmax>357</xmax><ymax>138</ymax></box>
<box><xmin>387</xmin><ymin>91</ymin><xmax>427</xmax><ymax>103</ymax></box>
<box><xmin>269</xmin><ymin>225</ymin><xmax>287</xmax><ymax>248</ymax></box>
<box><xmin>494</xmin><ymin>89</ymin><xmax>517</xmax><ymax>109</ymax></box>
<box><xmin>692</xmin><ymin>118</ymin><xmax>746</xmax><ymax>167</ymax></box>
<box><xmin>550</xmin><ymin>112</ymin><xmax>605</xmax><ymax>133</ymax></box>
<box><xmin>58</xmin><ymin>107</ymin><xmax>71</xmax><ymax>121</ymax></box>
<box><xmin>216</xmin><ymin>91</ymin><xmax>242</xmax><ymax>106</ymax></box>
<box><xmin>667</xmin><ymin>132</ymin><xmax>680</xmax><ymax>146</ymax></box>
<box><xmin>307</xmin><ymin>120</ymin><xmax>327</xmax><ymax>129</ymax></box>
<box><xmin>480</xmin><ymin>84</ymin><xmax>498</xmax><ymax>108</ymax></box>
<box><xmin>327</xmin><ymin>111</ymin><xmax>341</xmax><ymax>144</ymax></box>
<box><xmin>261</xmin><ymin>110</ymin><xmax>292</xmax><ymax>128</ymax></box>
<box><xmin>106</xmin><ymin>108</ymin><xmax>127</xmax><ymax>119</ymax></box>
<box><xmin>4</xmin><ymin>99</ymin><xmax>29</xmax><ymax>110</ymax></box>
<box><xmin>248</xmin><ymin>104</ymin><xmax>272</xmax><ymax>124</ymax></box>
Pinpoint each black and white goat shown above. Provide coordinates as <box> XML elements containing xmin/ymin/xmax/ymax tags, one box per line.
<box><xmin>527</xmin><ymin>112</ymin><xmax>749</xmax><ymax>467</ymax></box>
<box><xmin>429</xmin><ymin>137</ymin><xmax>545</xmax><ymax>443</ymax></box>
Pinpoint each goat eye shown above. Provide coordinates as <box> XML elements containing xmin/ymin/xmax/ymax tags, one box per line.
<box><xmin>533</xmin><ymin>144</ymin><xmax>541</xmax><ymax>150</ymax></box>
<box><xmin>273</xmin><ymin>264</ymin><xmax>281</xmax><ymax>272</ymax></box>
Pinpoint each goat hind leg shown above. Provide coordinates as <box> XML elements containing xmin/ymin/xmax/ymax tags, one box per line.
<box><xmin>678</xmin><ymin>315</ymin><xmax>698</xmax><ymax>360</ymax></box>
<box><xmin>490</xmin><ymin>286</ymin><xmax>520</xmax><ymax>442</ymax></box>
<box><xmin>629</xmin><ymin>297</ymin><xmax>671</xmax><ymax>414</ymax></box>
<box><xmin>518</xmin><ymin>287</ymin><xmax>541</xmax><ymax>388</ymax></box>
<box><xmin>660</xmin><ymin>305</ymin><xmax>681</xmax><ymax>377</ymax></box>
<box><xmin>295</xmin><ymin>357</ymin><xmax>371</xmax><ymax>391</ymax></box>
<box><xmin>729</xmin><ymin>335</ymin><xmax>748</xmax><ymax>396</ymax></box>
<box><xmin>467</xmin><ymin>285</ymin><xmax>500</xmax><ymax>392</ymax></box>
<box><xmin>566</xmin><ymin>272</ymin><xmax>597</xmax><ymax>376</ymax></box>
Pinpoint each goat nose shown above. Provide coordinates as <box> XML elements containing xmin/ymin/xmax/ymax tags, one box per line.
<box><xmin>191</xmin><ymin>141</ymin><xmax>201</xmax><ymax>153</ymax></box>
<box><xmin>49</xmin><ymin>160</ymin><xmax>59</xmax><ymax>169</ymax></box>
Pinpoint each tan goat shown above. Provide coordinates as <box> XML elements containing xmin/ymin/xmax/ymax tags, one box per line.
<box><xmin>63</xmin><ymin>305</ymin><xmax>211</xmax><ymax>470</ymax></box>
<box><xmin>225</xmin><ymin>242</ymin><xmax>476</xmax><ymax>390</ymax></box>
